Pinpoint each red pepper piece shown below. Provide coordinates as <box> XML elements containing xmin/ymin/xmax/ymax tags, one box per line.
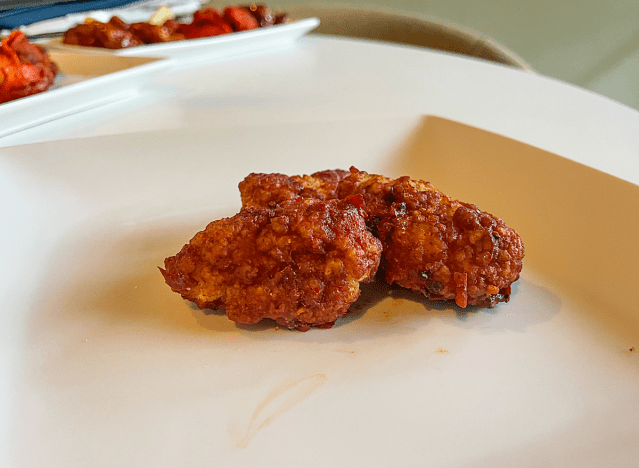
<box><xmin>454</xmin><ymin>272</ymin><xmax>468</xmax><ymax>308</ymax></box>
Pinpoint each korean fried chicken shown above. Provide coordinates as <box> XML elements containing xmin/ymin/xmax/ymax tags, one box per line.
<box><xmin>336</xmin><ymin>168</ymin><xmax>524</xmax><ymax>308</ymax></box>
<box><xmin>239</xmin><ymin>167</ymin><xmax>524</xmax><ymax>309</ymax></box>
<box><xmin>161</xmin><ymin>197</ymin><xmax>382</xmax><ymax>330</ymax></box>
<box><xmin>0</xmin><ymin>31</ymin><xmax>59</xmax><ymax>103</ymax></box>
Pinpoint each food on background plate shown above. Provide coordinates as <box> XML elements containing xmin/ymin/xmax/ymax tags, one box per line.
<box><xmin>161</xmin><ymin>197</ymin><xmax>382</xmax><ymax>331</ymax></box>
<box><xmin>63</xmin><ymin>4</ymin><xmax>289</xmax><ymax>49</ymax></box>
<box><xmin>0</xmin><ymin>31</ymin><xmax>59</xmax><ymax>104</ymax></box>
<box><xmin>162</xmin><ymin>167</ymin><xmax>524</xmax><ymax>330</ymax></box>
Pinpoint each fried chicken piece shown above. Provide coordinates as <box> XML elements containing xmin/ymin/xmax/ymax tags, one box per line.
<box><xmin>243</xmin><ymin>4</ymin><xmax>276</xmax><ymax>27</ymax></box>
<box><xmin>1</xmin><ymin>31</ymin><xmax>59</xmax><ymax>103</ymax></box>
<box><xmin>239</xmin><ymin>169</ymin><xmax>350</xmax><ymax>209</ymax></box>
<box><xmin>128</xmin><ymin>22</ymin><xmax>175</xmax><ymax>44</ymax></box>
<box><xmin>62</xmin><ymin>5</ymin><xmax>288</xmax><ymax>49</ymax></box>
<box><xmin>223</xmin><ymin>6</ymin><xmax>260</xmax><ymax>31</ymax></box>
<box><xmin>178</xmin><ymin>8</ymin><xmax>233</xmax><ymax>39</ymax></box>
<box><xmin>63</xmin><ymin>17</ymin><xmax>144</xmax><ymax>49</ymax></box>
<box><xmin>337</xmin><ymin>168</ymin><xmax>524</xmax><ymax>308</ymax></box>
<box><xmin>239</xmin><ymin>167</ymin><xmax>524</xmax><ymax>308</ymax></box>
<box><xmin>161</xmin><ymin>197</ymin><xmax>382</xmax><ymax>330</ymax></box>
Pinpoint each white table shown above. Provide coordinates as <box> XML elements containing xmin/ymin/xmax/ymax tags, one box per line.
<box><xmin>2</xmin><ymin>35</ymin><xmax>638</xmax><ymax>185</ymax></box>
<box><xmin>3</xmin><ymin>35</ymin><xmax>639</xmax><ymax>468</ymax></box>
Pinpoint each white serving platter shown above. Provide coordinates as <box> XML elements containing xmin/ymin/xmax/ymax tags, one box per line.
<box><xmin>0</xmin><ymin>52</ymin><xmax>169</xmax><ymax>138</ymax></box>
<box><xmin>1</xmin><ymin>116</ymin><xmax>638</xmax><ymax>467</ymax></box>
<box><xmin>45</xmin><ymin>18</ymin><xmax>319</xmax><ymax>62</ymax></box>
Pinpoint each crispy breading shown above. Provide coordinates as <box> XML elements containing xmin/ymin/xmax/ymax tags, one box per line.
<box><xmin>239</xmin><ymin>167</ymin><xmax>524</xmax><ymax>308</ymax></box>
<box><xmin>239</xmin><ymin>169</ymin><xmax>350</xmax><ymax>209</ymax></box>
<box><xmin>337</xmin><ymin>168</ymin><xmax>524</xmax><ymax>308</ymax></box>
<box><xmin>161</xmin><ymin>197</ymin><xmax>382</xmax><ymax>330</ymax></box>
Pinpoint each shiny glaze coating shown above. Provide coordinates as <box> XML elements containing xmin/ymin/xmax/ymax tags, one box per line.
<box><xmin>338</xmin><ymin>169</ymin><xmax>523</xmax><ymax>307</ymax></box>
<box><xmin>240</xmin><ymin>167</ymin><xmax>524</xmax><ymax>308</ymax></box>
<box><xmin>161</xmin><ymin>197</ymin><xmax>382</xmax><ymax>330</ymax></box>
<box><xmin>0</xmin><ymin>31</ymin><xmax>58</xmax><ymax>103</ymax></box>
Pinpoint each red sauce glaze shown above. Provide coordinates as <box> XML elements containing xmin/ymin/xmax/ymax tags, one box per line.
<box><xmin>0</xmin><ymin>31</ymin><xmax>59</xmax><ymax>103</ymax></box>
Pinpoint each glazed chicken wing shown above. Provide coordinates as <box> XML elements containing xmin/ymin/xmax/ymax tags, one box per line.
<box><xmin>161</xmin><ymin>197</ymin><xmax>382</xmax><ymax>330</ymax></box>
<box><xmin>63</xmin><ymin>17</ymin><xmax>145</xmax><ymax>49</ymax></box>
<box><xmin>337</xmin><ymin>168</ymin><xmax>524</xmax><ymax>308</ymax></box>
<box><xmin>239</xmin><ymin>167</ymin><xmax>524</xmax><ymax>309</ymax></box>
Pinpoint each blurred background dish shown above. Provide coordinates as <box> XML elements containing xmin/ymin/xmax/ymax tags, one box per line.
<box><xmin>4</xmin><ymin>1</ymin><xmax>637</xmax><ymax>110</ymax></box>
<box><xmin>0</xmin><ymin>52</ymin><xmax>169</xmax><ymax>137</ymax></box>
<box><xmin>46</xmin><ymin>17</ymin><xmax>319</xmax><ymax>61</ymax></box>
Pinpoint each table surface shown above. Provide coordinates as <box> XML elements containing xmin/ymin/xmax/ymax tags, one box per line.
<box><xmin>2</xmin><ymin>35</ymin><xmax>638</xmax><ymax>186</ymax></box>
<box><xmin>3</xmin><ymin>34</ymin><xmax>639</xmax><ymax>468</ymax></box>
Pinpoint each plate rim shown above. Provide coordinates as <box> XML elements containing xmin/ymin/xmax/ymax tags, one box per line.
<box><xmin>0</xmin><ymin>53</ymin><xmax>171</xmax><ymax>138</ymax></box>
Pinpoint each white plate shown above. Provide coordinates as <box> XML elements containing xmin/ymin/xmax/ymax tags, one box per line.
<box><xmin>2</xmin><ymin>117</ymin><xmax>638</xmax><ymax>467</ymax></box>
<box><xmin>46</xmin><ymin>18</ymin><xmax>320</xmax><ymax>61</ymax></box>
<box><xmin>0</xmin><ymin>52</ymin><xmax>169</xmax><ymax>138</ymax></box>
